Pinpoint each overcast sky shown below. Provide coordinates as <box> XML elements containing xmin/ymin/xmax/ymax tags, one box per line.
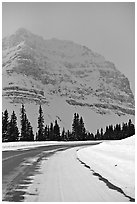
<box><xmin>2</xmin><ymin>2</ymin><xmax>135</xmax><ymax>93</ymax></box>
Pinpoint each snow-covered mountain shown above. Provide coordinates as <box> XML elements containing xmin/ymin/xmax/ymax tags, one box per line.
<box><xmin>2</xmin><ymin>28</ymin><xmax>135</xmax><ymax>133</ymax></box>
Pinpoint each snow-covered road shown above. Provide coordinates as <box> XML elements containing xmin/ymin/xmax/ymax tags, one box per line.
<box><xmin>77</xmin><ymin>136</ymin><xmax>135</xmax><ymax>200</ymax></box>
<box><xmin>24</xmin><ymin>146</ymin><xmax>130</xmax><ymax>202</ymax></box>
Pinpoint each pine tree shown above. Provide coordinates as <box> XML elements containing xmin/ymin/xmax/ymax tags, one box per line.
<box><xmin>85</xmin><ymin>132</ymin><xmax>90</xmax><ymax>140</ymax></box>
<box><xmin>76</xmin><ymin>113</ymin><xmax>80</xmax><ymax>139</ymax></box>
<box><xmin>127</xmin><ymin>119</ymin><xmax>135</xmax><ymax>137</ymax></box>
<box><xmin>66</xmin><ymin>130</ymin><xmax>70</xmax><ymax>141</ymax></box>
<box><xmin>27</xmin><ymin>121</ymin><xmax>34</xmax><ymax>141</ymax></box>
<box><xmin>36</xmin><ymin>132</ymin><xmax>38</xmax><ymax>141</ymax></box>
<box><xmin>2</xmin><ymin>110</ymin><xmax>9</xmax><ymax>142</ymax></box>
<box><xmin>54</xmin><ymin>120</ymin><xmax>60</xmax><ymax>141</ymax></box>
<box><xmin>47</xmin><ymin>125</ymin><xmax>50</xmax><ymax>140</ymax></box>
<box><xmin>79</xmin><ymin>116</ymin><xmax>86</xmax><ymax>140</ymax></box>
<box><xmin>109</xmin><ymin>125</ymin><xmax>114</xmax><ymax>140</ymax></box>
<box><xmin>103</xmin><ymin>126</ymin><xmax>109</xmax><ymax>140</ymax></box>
<box><xmin>44</xmin><ymin>125</ymin><xmax>49</xmax><ymax>141</ymax></box>
<box><xmin>49</xmin><ymin>122</ymin><xmax>54</xmax><ymax>140</ymax></box>
<box><xmin>20</xmin><ymin>104</ymin><xmax>34</xmax><ymax>141</ymax></box>
<box><xmin>100</xmin><ymin>128</ymin><xmax>103</xmax><ymax>140</ymax></box>
<box><xmin>122</xmin><ymin>122</ymin><xmax>128</xmax><ymax>139</ymax></box>
<box><xmin>90</xmin><ymin>132</ymin><xmax>95</xmax><ymax>140</ymax></box>
<box><xmin>72</xmin><ymin>113</ymin><xmax>77</xmax><ymax>139</ymax></box>
<box><xmin>128</xmin><ymin>119</ymin><xmax>132</xmax><ymax>127</ymax></box>
<box><xmin>72</xmin><ymin>113</ymin><xmax>80</xmax><ymax>140</ymax></box>
<box><xmin>86</xmin><ymin>132</ymin><xmax>94</xmax><ymax>140</ymax></box>
<box><xmin>61</xmin><ymin>127</ymin><xmax>66</xmax><ymax>141</ymax></box>
<box><xmin>20</xmin><ymin>104</ymin><xmax>27</xmax><ymax>141</ymax></box>
<box><xmin>37</xmin><ymin>105</ymin><xmax>45</xmax><ymax>141</ymax></box>
<box><xmin>95</xmin><ymin>129</ymin><xmax>100</xmax><ymax>140</ymax></box>
<box><xmin>8</xmin><ymin>111</ymin><xmax>19</xmax><ymax>142</ymax></box>
<box><xmin>23</xmin><ymin>114</ymin><xmax>29</xmax><ymax>141</ymax></box>
<box><xmin>113</xmin><ymin>124</ymin><xmax>121</xmax><ymax>140</ymax></box>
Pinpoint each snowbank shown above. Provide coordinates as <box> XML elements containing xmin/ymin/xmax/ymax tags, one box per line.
<box><xmin>77</xmin><ymin>136</ymin><xmax>135</xmax><ymax>199</ymax></box>
<box><xmin>2</xmin><ymin>141</ymin><xmax>59</xmax><ymax>151</ymax></box>
<box><xmin>2</xmin><ymin>140</ymin><xmax>100</xmax><ymax>151</ymax></box>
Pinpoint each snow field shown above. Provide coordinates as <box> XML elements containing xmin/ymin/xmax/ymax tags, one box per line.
<box><xmin>77</xmin><ymin>136</ymin><xmax>135</xmax><ymax>199</ymax></box>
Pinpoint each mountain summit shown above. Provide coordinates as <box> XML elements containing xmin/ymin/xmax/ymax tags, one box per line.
<box><xmin>2</xmin><ymin>28</ymin><xmax>135</xmax><ymax>132</ymax></box>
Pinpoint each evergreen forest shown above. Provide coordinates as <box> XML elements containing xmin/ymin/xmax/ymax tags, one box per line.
<box><xmin>2</xmin><ymin>104</ymin><xmax>135</xmax><ymax>142</ymax></box>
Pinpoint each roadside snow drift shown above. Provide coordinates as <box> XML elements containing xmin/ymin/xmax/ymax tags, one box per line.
<box><xmin>2</xmin><ymin>141</ymin><xmax>59</xmax><ymax>151</ymax></box>
<box><xmin>2</xmin><ymin>140</ymin><xmax>99</xmax><ymax>151</ymax></box>
<box><xmin>77</xmin><ymin>136</ymin><xmax>135</xmax><ymax>199</ymax></box>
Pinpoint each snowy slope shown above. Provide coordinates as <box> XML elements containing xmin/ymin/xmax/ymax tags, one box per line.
<box><xmin>77</xmin><ymin>135</ymin><xmax>135</xmax><ymax>199</ymax></box>
<box><xmin>2</xmin><ymin>28</ymin><xmax>135</xmax><ymax>135</ymax></box>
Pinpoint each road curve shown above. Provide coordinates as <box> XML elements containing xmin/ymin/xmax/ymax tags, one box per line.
<box><xmin>3</xmin><ymin>142</ymin><xmax>130</xmax><ymax>202</ymax></box>
<box><xmin>22</xmin><ymin>147</ymin><xmax>130</xmax><ymax>201</ymax></box>
<box><xmin>2</xmin><ymin>142</ymin><xmax>100</xmax><ymax>201</ymax></box>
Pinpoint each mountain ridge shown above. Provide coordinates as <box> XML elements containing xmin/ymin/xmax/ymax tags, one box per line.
<box><xmin>2</xmin><ymin>28</ymin><xmax>135</xmax><ymax>133</ymax></box>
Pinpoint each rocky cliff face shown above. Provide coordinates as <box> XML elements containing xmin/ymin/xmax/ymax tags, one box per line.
<box><xmin>2</xmin><ymin>28</ymin><xmax>135</xmax><ymax>132</ymax></box>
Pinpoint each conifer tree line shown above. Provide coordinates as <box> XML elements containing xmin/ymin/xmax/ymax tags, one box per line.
<box><xmin>2</xmin><ymin>104</ymin><xmax>135</xmax><ymax>142</ymax></box>
<box><xmin>94</xmin><ymin>119</ymin><xmax>135</xmax><ymax>140</ymax></box>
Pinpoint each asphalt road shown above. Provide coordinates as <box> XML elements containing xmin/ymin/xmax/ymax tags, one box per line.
<box><xmin>2</xmin><ymin>142</ymin><xmax>100</xmax><ymax>202</ymax></box>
